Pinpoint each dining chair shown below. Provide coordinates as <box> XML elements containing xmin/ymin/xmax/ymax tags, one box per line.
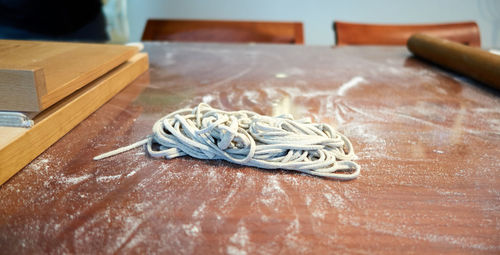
<box><xmin>141</xmin><ymin>19</ymin><xmax>304</xmax><ymax>44</ymax></box>
<box><xmin>333</xmin><ymin>21</ymin><xmax>481</xmax><ymax>47</ymax></box>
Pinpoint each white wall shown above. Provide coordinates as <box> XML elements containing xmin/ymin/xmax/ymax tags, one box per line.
<box><xmin>127</xmin><ymin>0</ymin><xmax>500</xmax><ymax>48</ymax></box>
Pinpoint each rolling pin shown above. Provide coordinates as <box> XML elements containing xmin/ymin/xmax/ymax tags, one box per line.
<box><xmin>407</xmin><ymin>33</ymin><xmax>500</xmax><ymax>89</ymax></box>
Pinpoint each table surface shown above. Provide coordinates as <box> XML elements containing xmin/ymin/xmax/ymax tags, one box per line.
<box><xmin>1</xmin><ymin>42</ymin><xmax>499</xmax><ymax>254</ymax></box>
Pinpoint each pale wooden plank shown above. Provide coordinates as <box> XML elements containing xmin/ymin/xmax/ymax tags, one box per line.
<box><xmin>0</xmin><ymin>40</ymin><xmax>138</xmax><ymax>111</ymax></box>
<box><xmin>0</xmin><ymin>68</ymin><xmax>44</xmax><ymax>111</ymax></box>
<box><xmin>0</xmin><ymin>127</ymin><xmax>27</xmax><ymax>149</ymax></box>
<box><xmin>0</xmin><ymin>53</ymin><xmax>149</xmax><ymax>185</ymax></box>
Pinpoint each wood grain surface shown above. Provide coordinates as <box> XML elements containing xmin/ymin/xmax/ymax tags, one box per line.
<box><xmin>142</xmin><ymin>19</ymin><xmax>304</xmax><ymax>44</ymax></box>
<box><xmin>334</xmin><ymin>21</ymin><xmax>481</xmax><ymax>47</ymax></box>
<box><xmin>0</xmin><ymin>40</ymin><xmax>138</xmax><ymax>111</ymax></box>
<box><xmin>0</xmin><ymin>43</ymin><xmax>498</xmax><ymax>254</ymax></box>
<box><xmin>0</xmin><ymin>53</ymin><xmax>149</xmax><ymax>186</ymax></box>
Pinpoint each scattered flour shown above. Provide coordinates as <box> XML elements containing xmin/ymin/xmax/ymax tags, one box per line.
<box><xmin>229</xmin><ymin>224</ymin><xmax>249</xmax><ymax>247</ymax></box>
<box><xmin>337</xmin><ymin>76</ymin><xmax>366</xmax><ymax>96</ymax></box>
<box><xmin>202</xmin><ymin>95</ymin><xmax>215</xmax><ymax>104</ymax></box>
<box><xmin>182</xmin><ymin>223</ymin><xmax>201</xmax><ymax>237</ymax></box>
<box><xmin>58</xmin><ymin>174</ymin><xmax>92</xmax><ymax>185</ymax></box>
<box><xmin>227</xmin><ymin>222</ymin><xmax>249</xmax><ymax>255</ymax></box>
<box><xmin>323</xmin><ymin>192</ymin><xmax>345</xmax><ymax>209</ymax></box>
<box><xmin>192</xmin><ymin>202</ymin><xmax>206</xmax><ymax>219</ymax></box>
<box><xmin>96</xmin><ymin>174</ymin><xmax>122</xmax><ymax>183</ymax></box>
<box><xmin>1</xmin><ymin>42</ymin><xmax>498</xmax><ymax>255</ymax></box>
<box><xmin>259</xmin><ymin>175</ymin><xmax>287</xmax><ymax>208</ymax></box>
<box><xmin>126</xmin><ymin>170</ymin><xmax>137</xmax><ymax>177</ymax></box>
<box><xmin>227</xmin><ymin>246</ymin><xmax>247</xmax><ymax>255</ymax></box>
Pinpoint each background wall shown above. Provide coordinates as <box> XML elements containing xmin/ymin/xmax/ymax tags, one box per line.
<box><xmin>127</xmin><ymin>0</ymin><xmax>500</xmax><ymax>48</ymax></box>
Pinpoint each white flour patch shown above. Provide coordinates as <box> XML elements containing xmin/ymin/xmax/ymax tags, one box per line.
<box><xmin>284</xmin><ymin>218</ymin><xmax>309</xmax><ymax>253</ymax></box>
<box><xmin>192</xmin><ymin>202</ymin><xmax>206</xmax><ymax>219</ymax></box>
<box><xmin>323</xmin><ymin>192</ymin><xmax>345</xmax><ymax>209</ymax></box>
<box><xmin>230</xmin><ymin>224</ymin><xmax>249</xmax><ymax>247</ymax></box>
<box><xmin>113</xmin><ymin>216</ymin><xmax>142</xmax><ymax>251</ymax></box>
<box><xmin>96</xmin><ymin>174</ymin><xmax>122</xmax><ymax>183</ymax></box>
<box><xmin>30</xmin><ymin>158</ymin><xmax>50</xmax><ymax>171</ymax></box>
<box><xmin>303</xmin><ymin>194</ymin><xmax>326</xmax><ymax>219</ymax></box>
<box><xmin>261</xmin><ymin>86</ymin><xmax>281</xmax><ymax>101</ymax></box>
<box><xmin>182</xmin><ymin>223</ymin><xmax>200</xmax><ymax>237</ymax></box>
<box><xmin>337</xmin><ymin>76</ymin><xmax>366</xmax><ymax>96</ymax></box>
<box><xmin>227</xmin><ymin>222</ymin><xmax>249</xmax><ymax>255</ymax></box>
<box><xmin>311</xmin><ymin>209</ymin><xmax>326</xmax><ymax>220</ymax></box>
<box><xmin>275</xmin><ymin>73</ymin><xmax>287</xmax><ymax>78</ymax></box>
<box><xmin>436</xmin><ymin>189</ymin><xmax>465</xmax><ymax>196</ymax></box>
<box><xmin>222</xmin><ymin>189</ymin><xmax>237</xmax><ymax>209</ymax></box>
<box><xmin>134</xmin><ymin>201</ymin><xmax>152</xmax><ymax>212</ymax></box>
<box><xmin>263</xmin><ymin>175</ymin><xmax>285</xmax><ymax>194</ymax></box>
<box><xmin>126</xmin><ymin>170</ymin><xmax>137</xmax><ymax>177</ymax></box>
<box><xmin>227</xmin><ymin>246</ymin><xmax>247</xmax><ymax>255</ymax></box>
<box><xmin>242</xmin><ymin>90</ymin><xmax>260</xmax><ymax>104</ymax></box>
<box><xmin>202</xmin><ymin>95</ymin><xmax>215</xmax><ymax>104</ymax></box>
<box><xmin>58</xmin><ymin>174</ymin><xmax>92</xmax><ymax>185</ymax></box>
<box><xmin>260</xmin><ymin>175</ymin><xmax>288</xmax><ymax>208</ymax></box>
<box><xmin>25</xmin><ymin>156</ymin><xmax>53</xmax><ymax>175</ymax></box>
<box><xmin>343</xmin><ymin>123</ymin><xmax>380</xmax><ymax>144</ymax></box>
<box><xmin>304</xmin><ymin>195</ymin><xmax>312</xmax><ymax>206</ymax></box>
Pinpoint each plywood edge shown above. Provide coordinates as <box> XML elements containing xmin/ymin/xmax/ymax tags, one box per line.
<box><xmin>0</xmin><ymin>67</ymin><xmax>45</xmax><ymax>111</ymax></box>
<box><xmin>0</xmin><ymin>127</ymin><xmax>28</xmax><ymax>150</ymax></box>
<box><xmin>39</xmin><ymin>46</ymin><xmax>139</xmax><ymax>110</ymax></box>
<box><xmin>0</xmin><ymin>53</ymin><xmax>149</xmax><ymax>186</ymax></box>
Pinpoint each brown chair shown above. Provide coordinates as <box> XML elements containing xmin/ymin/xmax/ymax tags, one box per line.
<box><xmin>141</xmin><ymin>19</ymin><xmax>304</xmax><ymax>44</ymax></box>
<box><xmin>333</xmin><ymin>21</ymin><xmax>481</xmax><ymax>47</ymax></box>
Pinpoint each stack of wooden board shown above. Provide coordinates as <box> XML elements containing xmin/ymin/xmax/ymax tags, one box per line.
<box><xmin>0</xmin><ymin>40</ymin><xmax>149</xmax><ymax>185</ymax></box>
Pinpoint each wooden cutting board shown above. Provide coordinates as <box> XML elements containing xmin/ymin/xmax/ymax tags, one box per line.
<box><xmin>0</xmin><ymin>53</ymin><xmax>149</xmax><ymax>186</ymax></box>
<box><xmin>0</xmin><ymin>40</ymin><xmax>138</xmax><ymax>112</ymax></box>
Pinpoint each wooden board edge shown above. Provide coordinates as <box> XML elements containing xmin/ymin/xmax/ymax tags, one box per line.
<box><xmin>39</xmin><ymin>46</ymin><xmax>139</xmax><ymax>110</ymax></box>
<box><xmin>0</xmin><ymin>67</ymin><xmax>44</xmax><ymax>111</ymax></box>
<box><xmin>0</xmin><ymin>127</ymin><xmax>28</xmax><ymax>149</ymax></box>
<box><xmin>33</xmin><ymin>67</ymin><xmax>48</xmax><ymax>103</ymax></box>
<box><xmin>0</xmin><ymin>53</ymin><xmax>149</xmax><ymax>186</ymax></box>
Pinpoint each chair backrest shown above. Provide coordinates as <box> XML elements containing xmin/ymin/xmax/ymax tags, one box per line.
<box><xmin>334</xmin><ymin>21</ymin><xmax>481</xmax><ymax>47</ymax></box>
<box><xmin>142</xmin><ymin>19</ymin><xmax>304</xmax><ymax>44</ymax></box>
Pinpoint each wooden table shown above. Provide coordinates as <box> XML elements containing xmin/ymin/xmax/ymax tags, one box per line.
<box><xmin>0</xmin><ymin>43</ymin><xmax>499</xmax><ymax>254</ymax></box>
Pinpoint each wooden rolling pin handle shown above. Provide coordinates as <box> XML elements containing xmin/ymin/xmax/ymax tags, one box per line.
<box><xmin>407</xmin><ymin>33</ymin><xmax>500</xmax><ymax>89</ymax></box>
